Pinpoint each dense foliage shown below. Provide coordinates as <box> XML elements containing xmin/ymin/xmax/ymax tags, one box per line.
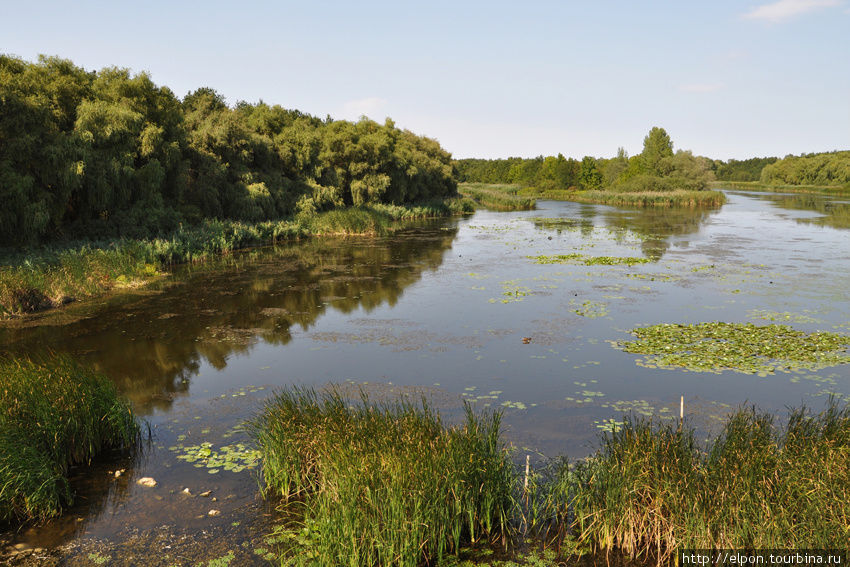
<box><xmin>712</xmin><ymin>156</ymin><xmax>778</xmax><ymax>182</ymax></box>
<box><xmin>0</xmin><ymin>55</ymin><xmax>457</xmax><ymax>246</ymax></box>
<box><xmin>759</xmin><ymin>151</ymin><xmax>850</xmax><ymax>186</ymax></box>
<box><xmin>455</xmin><ymin>127</ymin><xmax>715</xmax><ymax>193</ymax></box>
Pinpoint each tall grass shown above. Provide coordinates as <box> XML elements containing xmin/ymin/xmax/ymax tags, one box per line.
<box><xmin>0</xmin><ymin>356</ymin><xmax>140</xmax><ymax>522</ymax></box>
<box><xmin>0</xmin><ymin>200</ymin><xmax>471</xmax><ymax>317</ymax></box>
<box><xmin>559</xmin><ymin>189</ymin><xmax>726</xmax><ymax>208</ymax></box>
<box><xmin>251</xmin><ymin>389</ymin><xmax>848</xmax><ymax>564</ymax></box>
<box><xmin>458</xmin><ymin>183</ymin><xmax>537</xmax><ymax>211</ymax></box>
<box><xmin>568</xmin><ymin>400</ymin><xmax>850</xmax><ymax>561</ymax></box>
<box><xmin>250</xmin><ymin>387</ymin><xmax>515</xmax><ymax>567</ymax></box>
<box><xmin>713</xmin><ymin>180</ymin><xmax>850</xmax><ymax>195</ymax></box>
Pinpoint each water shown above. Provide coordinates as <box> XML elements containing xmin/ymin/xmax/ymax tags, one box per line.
<box><xmin>2</xmin><ymin>190</ymin><xmax>848</xmax><ymax>564</ymax></box>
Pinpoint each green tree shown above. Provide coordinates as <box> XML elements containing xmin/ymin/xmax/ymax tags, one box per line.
<box><xmin>579</xmin><ymin>156</ymin><xmax>603</xmax><ymax>190</ymax></box>
<box><xmin>641</xmin><ymin>127</ymin><xmax>674</xmax><ymax>175</ymax></box>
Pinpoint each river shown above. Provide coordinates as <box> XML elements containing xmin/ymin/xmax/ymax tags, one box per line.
<box><xmin>2</xmin><ymin>190</ymin><xmax>848</xmax><ymax>565</ymax></box>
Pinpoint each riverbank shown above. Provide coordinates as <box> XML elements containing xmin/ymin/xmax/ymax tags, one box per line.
<box><xmin>0</xmin><ymin>200</ymin><xmax>473</xmax><ymax>318</ymax></box>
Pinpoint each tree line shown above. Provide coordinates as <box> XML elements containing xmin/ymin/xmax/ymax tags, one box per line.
<box><xmin>456</xmin><ymin>127</ymin><xmax>715</xmax><ymax>192</ymax></box>
<box><xmin>0</xmin><ymin>55</ymin><xmax>457</xmax><ymax>246</ymax></box>
<box><xmin>759</xmin><ymin>151</ymin><xmax>850</xmax><ymax>186</ymax></box>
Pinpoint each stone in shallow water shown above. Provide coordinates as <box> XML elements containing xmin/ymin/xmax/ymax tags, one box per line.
<box><xmin>136</xmin><ymin>477</ymin><xmax>157</xmax><ymax>487</ymax></box>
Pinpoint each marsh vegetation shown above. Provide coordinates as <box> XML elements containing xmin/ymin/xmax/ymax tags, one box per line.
<box><xmin>0</xmin><ymin>357</ymin><xmax>140</xmax><ymax>523</ymax></box>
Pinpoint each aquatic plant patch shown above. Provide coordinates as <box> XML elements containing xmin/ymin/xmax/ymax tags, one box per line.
<box><xmin>570</xmin><ymin>299</ymin><xmax>609</xmax><ymax>318</ymax></box>
<box><xmin>528</xmin><ymin>254</ymin><xmax>650</xmax><ymax>266</ymax></box>
<box><xmin>169</xmin><ymin>442</ymin><xmax>261</xmax><ymax>474</ymax></box>
<box><xmin>618</xmin><ymin>322</ymin><xmax>850</xmax><ymax>374</ymax></box>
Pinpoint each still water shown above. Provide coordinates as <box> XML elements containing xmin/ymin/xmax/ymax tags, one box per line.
<box><xmin>1</xmin><ymin>190</ymin><xmax>848</xmax><ymax>564</ymax></box>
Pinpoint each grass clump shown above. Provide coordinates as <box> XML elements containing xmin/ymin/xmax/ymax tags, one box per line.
<box><xmin>569</xmin><ymin>400</ymin><xmax>850</xmax><ymax>560</ymax></box>
<box><xmin>0</xmin><ymin>357</ymin><xmax>140</xmax><ymax>523</ymax></box>
<box><xmin>250</xmin><ymin>387</ymin><xmax>515</xmax><ymax>567</ymax></box>
<box><xmin>459</xmin><ymin>183</ymin><xmax>537</xmax><ymax>211</ymax></box>
<box><xmin>619</xmin><ymin>322</ymin><xmax>850</xmax><ymax>374</ymax></box>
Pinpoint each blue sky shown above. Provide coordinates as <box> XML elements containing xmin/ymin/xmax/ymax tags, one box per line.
<box><xmin>2</xmin><ymin>0</ymin><xmax>847</xmax><ymax>160</ymax></box>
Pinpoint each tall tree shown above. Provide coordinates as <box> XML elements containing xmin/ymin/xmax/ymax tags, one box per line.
<box><xmin>641</xmin><ymin>127</ymin><xmax>674</xmax><ymax>175</ymax></box>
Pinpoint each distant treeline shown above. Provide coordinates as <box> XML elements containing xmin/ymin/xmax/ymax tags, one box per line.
<box><xmin>456</xmin><ymin>127</ymin><xmax>715</xmax><ymax>192</ymax></box>
<box><xmin>457</xmin><ymin>150</ymin><xmax>850</xmax><ymax>190</ymax></box>
<box><xmin>0</xmin><ymin>55</ymin><xmax>457</xmax><ymax>246</ymax></box>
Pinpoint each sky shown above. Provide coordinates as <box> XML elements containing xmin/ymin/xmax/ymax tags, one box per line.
<box><xmin>1</xmin><ymin>0</ymin><xmax>848</xmax><ymax>160</ymax></box>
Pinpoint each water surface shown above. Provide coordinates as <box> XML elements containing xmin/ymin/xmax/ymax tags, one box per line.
<box><xmin>2</xmin><ymin>191</ymin><xmax>848</xmax><ymax>564</ymax></box>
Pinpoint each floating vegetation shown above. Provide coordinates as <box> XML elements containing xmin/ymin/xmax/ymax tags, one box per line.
<box><xmin>565</xmin><ymin>390</ymin><xmax>605</xmax><ymax>404</ymax></box>
<box><xmin>594</xmin><ymin>418</ymin><xmax>624</xmax><ymax>432</ymax></box>
<box><xmin>570</xmin><ymin>299</ymin><xmax>609</xmax><ymax>318</ymax></box>
<box><xmin>169</xmin><ymin>442</ymin><xmax>261</xmax><ymax>474</ymax></box>
<box><xmin>619</xmin><ymin>322</ymin><xmax>850</xmax><ymax>374</ymax></box>
<box><xmin>747</xmin><ymin>309</ymin><xmax>824</xmax><ymax>324</ymax></box>
<box><xmin>490</xmin><ymin>279</ymin><xmax>532</xmax><ymax>303</ymax></box>
<box><xmin>529</xmin><ymin>253</ymin><xmax>651</xmax><ymax>266</ymax></box>
<box><xmin>599</xmin><ymin>399</ymin><xmax>672</xmax><ymax>418</ymax></box>
<box><xmin>500</xmin><ymin>400</ymin><xmax>528</xmax><ymax>410</ymax></box>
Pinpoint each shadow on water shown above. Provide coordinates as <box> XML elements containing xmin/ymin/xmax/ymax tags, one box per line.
<box><xmin>0</xmin><ymin>221</ymin><xmax>459</xmax><ymax>415</ymax></box>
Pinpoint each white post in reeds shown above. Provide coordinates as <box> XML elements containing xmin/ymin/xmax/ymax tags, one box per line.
<box><xmin>680</xmin><ymin>395</ymin><xmax>684</xmax><ymax>429</ymax></box>
<box><xmin>523</xmin><ymin>454</ymin><xmax>530</xmax><ymax>494</ymax></box>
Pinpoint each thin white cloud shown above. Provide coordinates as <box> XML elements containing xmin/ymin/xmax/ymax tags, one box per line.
<box><xmin>679</xmin><ymin>83</ymin><xmax>725</xmax><ymax>93</ymax></box>
<box><xmin>340</xmin><ymin>97</ymin><xmax>388</xmax><ymax>120</ymax></box>
<box><xmin>743</xmin><ymin>0</ymin><xmax>841</xmax><ymax>23</ymax></box>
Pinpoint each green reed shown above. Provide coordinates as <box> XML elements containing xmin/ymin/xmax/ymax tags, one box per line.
<box><xmin>0</xmin><ymin>357</ymin><xmax>140</xmax><ymax>523</ymax></box>
<box><xmin>568</xmin><ymin>399</ymin><xmax>850</xmax><ymax>562</ymax></box>
<box><xmin>562</xmin><ymin>189</ymin><xmax>726</xmax><ymax>208</ymax></box>
<box><xmin>459</xmin><ymin>183</ymin><xmax>537</xmax><ymax>211</ymax></box>
<box><xmin>250</xmin><ymin>387</ymin><xmax>516</xmax><ymax>567</ymax></box>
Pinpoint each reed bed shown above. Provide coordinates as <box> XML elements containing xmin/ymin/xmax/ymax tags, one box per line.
<box><xmin>714</xmin><ymin>180</ymin><xmax>850</xmax><ymax>195</ymax></box>
<box><xmin>250</xmin><ymin>387</ymin><xmax>515</xmax><ymax>567</ymax></box>
<box><xmin>0</xmin><ymin>200</ymin><xmax>470</xmax><ymax>317</ymax></box>
<box><xmin>0</xmin><ymin>357</ymin><xmax>140</xmax><ymax>522</ymax></box>
<box><xmin>570</xmin><ymin>400</ymin><xmax>850</xmax><ymax>562</ymax></box>
<box><xmin>458</xmin><ymin>183</ymin><xmax>537</xmax><ymax>211</ymax></box>
<box><xmin>563</xmin><ymin>189</ymin><xmax>726</xmax><ymax>208</ymax></box>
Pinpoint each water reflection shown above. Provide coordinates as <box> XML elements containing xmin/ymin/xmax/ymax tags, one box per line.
<box><xmin>528</xmin><ymin>203</ymin><xmax>718</xmax><ymax>260</ymax></box>
<box><xmin>744</xmin><ymin>191</ymin><xmax>850</xmax><ymax>230</ymax></box>
<box><xmin>0</xmin><ymin>223</ymin><xmax>458</xmax><ymax>414</ymax></box>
